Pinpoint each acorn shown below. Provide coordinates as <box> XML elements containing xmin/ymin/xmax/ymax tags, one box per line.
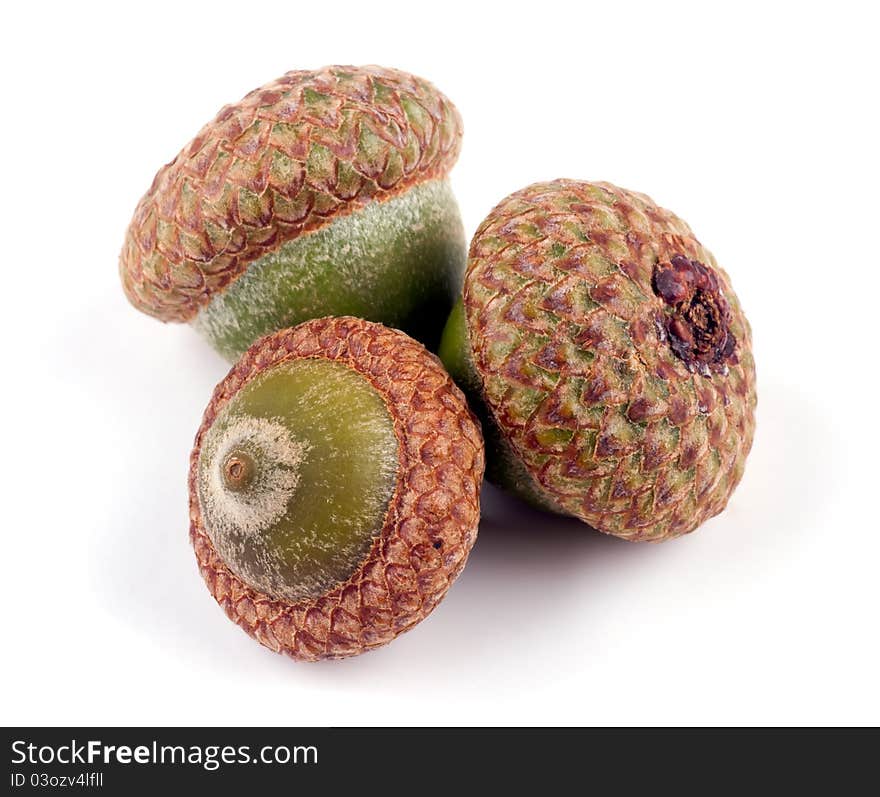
<box><xmin>440</xmin><ymin>180</ymin><xmax>756</xmax><ymax>542</ymax></box>
<box><xmin>190</xmin><ymin>317</ymin><xmax>484</xmax><ymax>660</ymax></box>
<box><xmin>121</xmin><ymin>66</ymin><xmax>465</xmax><ymax>361</ymax></box>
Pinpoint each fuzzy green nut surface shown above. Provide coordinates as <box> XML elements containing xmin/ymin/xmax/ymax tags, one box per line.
<box><xmin>194</xmin><ymin>180</ymin><xmax>463</xmax><ymax>360</ymax></box>
<box><xmin>197</xmin><ymin>357</ymin><xmax>399</xmax><ymax>602</ymax></box>
<box><xmin>120</xmin><ymin>66</ymin><xmax>465</xmax><ymax>361</ymax></box>
<box><xmin>441</xmin><ymin>180</ymin><xmax>757</xmax><ymax>542</ymax></box>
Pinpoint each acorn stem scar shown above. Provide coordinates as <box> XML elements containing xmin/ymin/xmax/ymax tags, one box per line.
<box><xmin>222</xmin><ymin>450</ymin><xmax>256</xmax><ymax>492</ymax></box>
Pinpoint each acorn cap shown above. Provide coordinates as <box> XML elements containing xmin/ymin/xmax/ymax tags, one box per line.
<box><xmin>121</xmin><ymin>66</ymin><xmax>463</xmax><ymax>324</ymax></box>
<box><xmin>189</xmin><ymin>317</ymin><xmax>484</xmax><ymax>661</ymax></box>
<box><xmin>462</xmin><ymin>180</ymin><xmax>757</xmax><ymax>541</ymax></box>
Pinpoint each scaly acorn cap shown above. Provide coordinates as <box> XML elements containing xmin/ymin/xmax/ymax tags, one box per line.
<box><xmin>121</xmin><ymin>65</ymin><xmax>463</xmax><ymax>325</ymax></box>
<box><xmin>458</xmin><ymin>180</ymin><xmax>756</xmax><ymax>542</ymax></box>
<box><xmin>189</xmin><ymin>317</ymin><xmax>484</xmax><ymax>661</ymax></box>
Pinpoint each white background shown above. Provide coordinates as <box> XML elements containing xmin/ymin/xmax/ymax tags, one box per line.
<box><xmin>2</xmin><ymin>1</ymin><xmax>878</xmax><ymax>726</ymax></box>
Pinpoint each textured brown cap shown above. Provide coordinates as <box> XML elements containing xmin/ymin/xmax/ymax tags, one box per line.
<box><xmin>189</xmin><ymin>317</ymin><xmax>484</xmax><ymax>661</ymax></box>
<box><xmin>464</xmin><ymin>180</ymin><xmax>756</xmax><ymax>541</ymax></box>
<box><xmin>121</xmin><ymin>66</ymin><xmax>463</xmax><ymax>323</ymax></box>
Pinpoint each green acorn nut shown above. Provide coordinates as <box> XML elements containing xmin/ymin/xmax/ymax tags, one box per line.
<box><xmin>120</xmin><ymin>66</ymin><xmax>465</xmax><ymax>361</ymax></box>
<box><xmin>190</xmin><ymin>317</ymin><xmax>484</xmax><ymax>661</ymax></box>
<box><xmin>440</xmin><ymin>180</ymin><xmax>757</xmax><ymax>542</ymax></box>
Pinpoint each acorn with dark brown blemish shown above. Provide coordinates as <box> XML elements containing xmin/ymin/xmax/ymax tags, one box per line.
<box><xmin>191</xmin><ymin>317</ymin><xmax>484</xmax><ymax>660</ymax></box>
<box><xmin>652</xmin><ymin>254</ymin><xmax>738</xmax><ymax>374</ymax></box>
<box><xmin>440</xmin><ymin>179</ymin><xmax>756</xmax><ymax>542</ymax></box>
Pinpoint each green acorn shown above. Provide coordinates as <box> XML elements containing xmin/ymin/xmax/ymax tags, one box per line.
<box><xmin>120</xmin><ymin>66</ymin><xmax>464</xmax><ymax>360</ymax></box>
<box><xmin>191</xmin><ymin>317</ymin><xmax>484</xmax><ymax>660</ymax></box>
<box><xmin>440</xmin><ymin>180</ymin><xmax>757</xmax><ymax>542</ymax></box>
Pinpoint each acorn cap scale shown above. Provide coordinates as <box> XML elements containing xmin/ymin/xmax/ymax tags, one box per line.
<box><xmin>442</xmin><ymin>180</ymin><xmax>757</xmax><ymax>542</ymax></box>
<box><xmin>121</xmin><ymin>65</ymin><xmax>465</xmax><ymax>360</ymax></box>
<box><xmin>190</xmin><ymin>317</ymin><xmax>484</xmax><ymax>660</ymax></box>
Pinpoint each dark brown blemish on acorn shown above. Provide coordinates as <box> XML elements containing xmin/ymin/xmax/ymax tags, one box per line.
<box><xmin>652</xmin><ymin>254</ymin><xmax>738</xmax><ymax>375</ymax></box>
